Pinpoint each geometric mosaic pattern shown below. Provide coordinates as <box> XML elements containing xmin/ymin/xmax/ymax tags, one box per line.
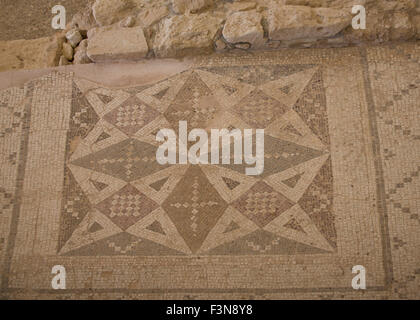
<box><xmin>61</xmin><ymin>64</ymin><xmax>334</xmax><ymax>256</ymax></box>
<box><xmin>1</xmin><ymin>43</ymin><xmax>419</xmax><ymax>299</ymax></box>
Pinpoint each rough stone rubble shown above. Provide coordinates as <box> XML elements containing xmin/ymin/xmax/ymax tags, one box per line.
<box><xmin>1</xmin><ymin>0</ymin><xmax>420</xmax><ymax>70</ymax></box>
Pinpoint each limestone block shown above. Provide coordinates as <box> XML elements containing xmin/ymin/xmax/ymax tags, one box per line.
<box><xmin>154</xmin><ymin>13</ymin><xmax>223</xmax><ymax>57</ymax></box>
<box><xmin>92</xmin><ymin>0</ymin><xmax>133</xmax><ymax>26</ymax></box>
<box><xmin>223</xmin><ymin>11</ymin><xmax>265</xmax><ymax>48</ymax></box>
<box><xmin>87</xmin><ymin>26</ymin><xmax>149</xmax><ymax>62</ymax></box>
<box><xmin>267</xmin><ymin>5</ymin><xmax>352</xmax><ymax>41</ymax></box>
<box><xmin>172</xmin><ymin>0</ymin><xmax>213</xmax><ymax>14</ymax></box>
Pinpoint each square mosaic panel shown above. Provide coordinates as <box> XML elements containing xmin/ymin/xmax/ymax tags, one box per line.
<box><xmin>58</xmin><ymin>64</ymin><xmax>334</xmax><ymax>257</ymax></box>
<box><xmin>1</xmin><ymin>43</ymin><xmax>419</xmax><ymax>299</ymax></box>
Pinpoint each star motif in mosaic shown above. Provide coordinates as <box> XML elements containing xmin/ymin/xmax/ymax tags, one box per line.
<box><xmin>60</xmin><ymin>65</ymin><xmax>335</xmax><ymax>256</ymax></box>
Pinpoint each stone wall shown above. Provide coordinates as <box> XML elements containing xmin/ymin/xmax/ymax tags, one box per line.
<box><xmin>5</xmin><ymin>0</ymin><xmax>420</xmax><ymax>68</ymax></box>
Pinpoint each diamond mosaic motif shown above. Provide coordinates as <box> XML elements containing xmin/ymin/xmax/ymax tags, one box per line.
<box><xmin>103</xmin><ymin>96</ymin><xmax>160</xmax><ymax>136</ymax></box>
<box><xmin>72</xmin><ymin>138</ymin><xmax>169</xmax><ymax>181</ymax></box>
<box><xmin>96</xmin><ymin>184</ymin><xmax>159</xmax><ymax>230</ymax></box>
<box><xmin>232</xmin><ymin>181</ymin><xmax>294</xmax><ymax>227</ymax></box>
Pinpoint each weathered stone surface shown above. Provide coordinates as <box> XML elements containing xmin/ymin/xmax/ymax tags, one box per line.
<box><xmin>62</xmin><ymin>42</ymin><xmax>74</xmax><ymax>61</ymax></box>
<box><xmin>267</xmin><ymin>5</ymin><xmax>352</xmax><ymax>41</ymax></box>
<box><xmin>284</xmin><ymin>0</ymin><xmax>367</xmax><ymax>8</ymax></box>
<box><xmin>74</xmin><ymin>50</ymin><xmax>92</xmax><ymax>64</ymax></box>
<box><xmin>389</xmin><ymin>12</ymin><xmax>415</xmax><ymax>40</ymax></box>
<box><xmin>87</xmin><ymin>26</ymin><xmax>149</xmax><ymax>62</ymax></box>
<box><xmin>226</xmin><ymin>1</ymin><xmax>257</xmax><ymax>12</ymax></box>
<box><xmin>223</xmin><ymin>11</ymin><xmax>265</xmax><ymax>48</ymax></box>
<box><xmin>120</xmin><ymin>16</ymin><xmax>136</xmax><ymax>28</ymax></box>
<box><xmin>343</xmin><ymin>4</ymin><xmax>418</xmax><ymax>43</ymax></box>
<box><xmin>66</xmin><ymin>29</ymin><xmax>83</xmax><ymax>47</ymax></box>
<box><xmin>377</xmin><ymin>0</ymin><xmax>416</xmax><ymax>11</ymax></box>
<box><xmin>92</xmin><ymin>0</ymin><xmax>133</xmax><ymax>26</ymax></box>
<box><xmin>214</xmin><ymin>39</ymin><xmax>228</xmax><ymax>51</ymax></box>
<box><xmin>78</xmin><ymin>39</ymin><xmax>88</xmax><ymax>50</ymax></box>
<box><xmin>172</xmin><ymin>0</ymin><xmax>213</xmax><ymax>14</ymax></box>
<box><xmin>74</xmin><ymin>40</ymin><xmax>92</xmax><ymax>64</ymax></box>
<box><xmin>86</xmin><ymin>23</ymin><xmax>121</xmax><ymax>39</ymax></box>
<box><xmin>137</xmin><ymin>6</ymin><xmax>169</xmax><ymax>28</ymax></box>
<box><xmin>0</xmin><ymin>36</ymin><xmax>62</xmax><ymax>72</ymax></box>
<box><xmin>154</xmin><ymin>13</ymin><xmax>223</xmax><ymax>57</ymax></box>
<box><xmin>59</xmin><ymin>55</ymin><xmax>71</xmax><ymax>66</ymax></box>
<box><xmin>17</xmin><ymin>0</ymin><xmax>415</xmax><ymax>70</ymax></box>
<box><xmin>71</xmin><ymin>7</ymin><xmax>97</xmax><ymax>31</ymax></box>
<box><xmin>342</xmin><ymin>8</ymin><xmax>385</xmax><ymax>42</ymax></box>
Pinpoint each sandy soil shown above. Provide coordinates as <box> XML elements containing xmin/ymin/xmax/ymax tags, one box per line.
<box><xmin>0</xmin><ymin>0</ymin><xmax>89</xmax><ymax>40</ymax></box>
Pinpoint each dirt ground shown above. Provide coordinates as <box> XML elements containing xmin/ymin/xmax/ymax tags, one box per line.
<box><xmin>0</xmin><ymin>0</ymin><xmax>89</xmax><ymax>40</ymax></box>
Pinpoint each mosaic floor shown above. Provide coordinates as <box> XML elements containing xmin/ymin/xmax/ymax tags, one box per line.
<box><xmin>0</xmin><ymin>43</ymin><xmax>419</xmax><ymax>299</ymax></box>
